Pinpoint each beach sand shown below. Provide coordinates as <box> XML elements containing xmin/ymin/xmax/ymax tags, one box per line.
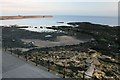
<box><xmin>0</xmin><ymin>15</ymin><xmax>53</xmax><ymax>20</ymax></box>
<box><xmin>22</xmin><ymin>36</ymin><xmax>84</xmax><ymax>48</ymax></box>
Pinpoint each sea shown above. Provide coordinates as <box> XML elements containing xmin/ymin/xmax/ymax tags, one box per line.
<box><xmin>1</xmin><ymin>15</ymin><xmax>118</xmax><ymax>27</ymax></box>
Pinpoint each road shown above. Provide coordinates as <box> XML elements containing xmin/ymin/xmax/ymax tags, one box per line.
<box><xmin>2</xmin><ymin>51</ymin><xmax>59</xmax><ymax>78</ymax></box>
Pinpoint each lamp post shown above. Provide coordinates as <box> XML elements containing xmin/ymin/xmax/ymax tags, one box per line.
<box><xmin>35</xmin><ymin>52</ymin><xmax>39</xmax><ymax>66</ymax></box>
<box><xmin>10</xmin><ymin>46</ymin><xmax>12</xmax><ymax>54</ymax></box>
<box><xmin>25</xmin><ymin>53</ymin><xmax>28</xmax><ymax>61</ymax></box>
<box><xmin>10</xmin><ymin>39</ymin><xmax>15</xmax><ymax>54</ymax></box>
<box><xmin>62</xmin><ymin>61</ymin><xmax>67</xmax><ymax>78</ymax></box>
<box><xmin>35</xmin><ymin>55</ymin><xmax>38</xmax><ymax>66</ymax></box>
<box><xmin>16</xmin><ymin>49</ymin><xmax>21</xmax><ymax>58</ymax></box>
<box><xmin>47</xmin><ymin>59</ymin><xmax>50</xmax><ymax>72</ymax></box>
<box><xmin>46</xmin><ymin>52</ymin><xmax>50</xmax><ymax>72</ymax></box>
<box><xmin>10</xmin><ymin>27</ymin><xmax>15</xmax><ymax>54</ymax></box>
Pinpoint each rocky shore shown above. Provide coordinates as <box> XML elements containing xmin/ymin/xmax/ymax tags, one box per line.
<box><xmin>2</xmin><ymin>22</ymin><xmax>120</xmax><ymax>79</ymax></box>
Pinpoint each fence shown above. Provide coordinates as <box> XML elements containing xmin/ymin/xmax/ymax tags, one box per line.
<box><xmin>3</xmin><ymin>48</ymin><xmax>107</xmax><ymax>80</ymax></box>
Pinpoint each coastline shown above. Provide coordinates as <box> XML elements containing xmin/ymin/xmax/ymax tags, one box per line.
<box><xmin>0</xmin><ymin>15</ymin><xmax>53</xmax><ymax>20</ymax></box>
<box><xmin>2</xmin><ymin>22</ymin><xmax>120</xmax><ymax>79</ymax></box>
<box><xmin>1</xmin><ymin>15</ymin><xmax>117</xmax><ymax>27</ymax></box>
<box><xmin>1</xmin><ymin>1</ymin><xmax>119</xmax><ymax>79</ymax></box>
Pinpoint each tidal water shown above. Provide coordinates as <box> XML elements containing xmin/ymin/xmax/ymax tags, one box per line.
<box><xmin>1</xmin><ymin>15</ymin><xmax>118</xmax><ymax>27</ymax></box>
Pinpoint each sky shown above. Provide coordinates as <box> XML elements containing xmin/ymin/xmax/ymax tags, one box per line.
<box><xmin>0</xmin><ymin>0</ymin><xmax>118</xmax><ymax>17</ymax></box>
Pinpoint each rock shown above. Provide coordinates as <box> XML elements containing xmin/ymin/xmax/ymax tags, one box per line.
<box><xmin>93</xmin><ymin>70</ymin><xmax>105</xmax><ymax>79</ymax></box>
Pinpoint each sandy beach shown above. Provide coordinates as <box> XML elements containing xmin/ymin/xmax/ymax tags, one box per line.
<box><xmin>0</xmin><ymin>15</ymin><xmax>53</xmax><ymax>20</ymax></box>
<box><xmin>22</xmin><ymin>36</ymin><xmax>84</xmax><ymax>48</ymax></box>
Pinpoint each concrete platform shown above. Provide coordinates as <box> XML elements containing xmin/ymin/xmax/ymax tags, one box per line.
<box><xmin>2</xmin><ymin>51</ymin><xmax>59</xmax><ymax>78</ymax></box>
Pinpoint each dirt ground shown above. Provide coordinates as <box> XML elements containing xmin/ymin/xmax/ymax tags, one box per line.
<box><xmin>22</xmin><ymin>36</ymin><xmax>85</xmax><ymax>48</ymax></box>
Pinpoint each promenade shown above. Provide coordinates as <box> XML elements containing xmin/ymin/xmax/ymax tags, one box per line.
<box><xmin>2</xmin><ymin>51</ymin><xmax>59</xmax><ymax>78</ymax></box>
